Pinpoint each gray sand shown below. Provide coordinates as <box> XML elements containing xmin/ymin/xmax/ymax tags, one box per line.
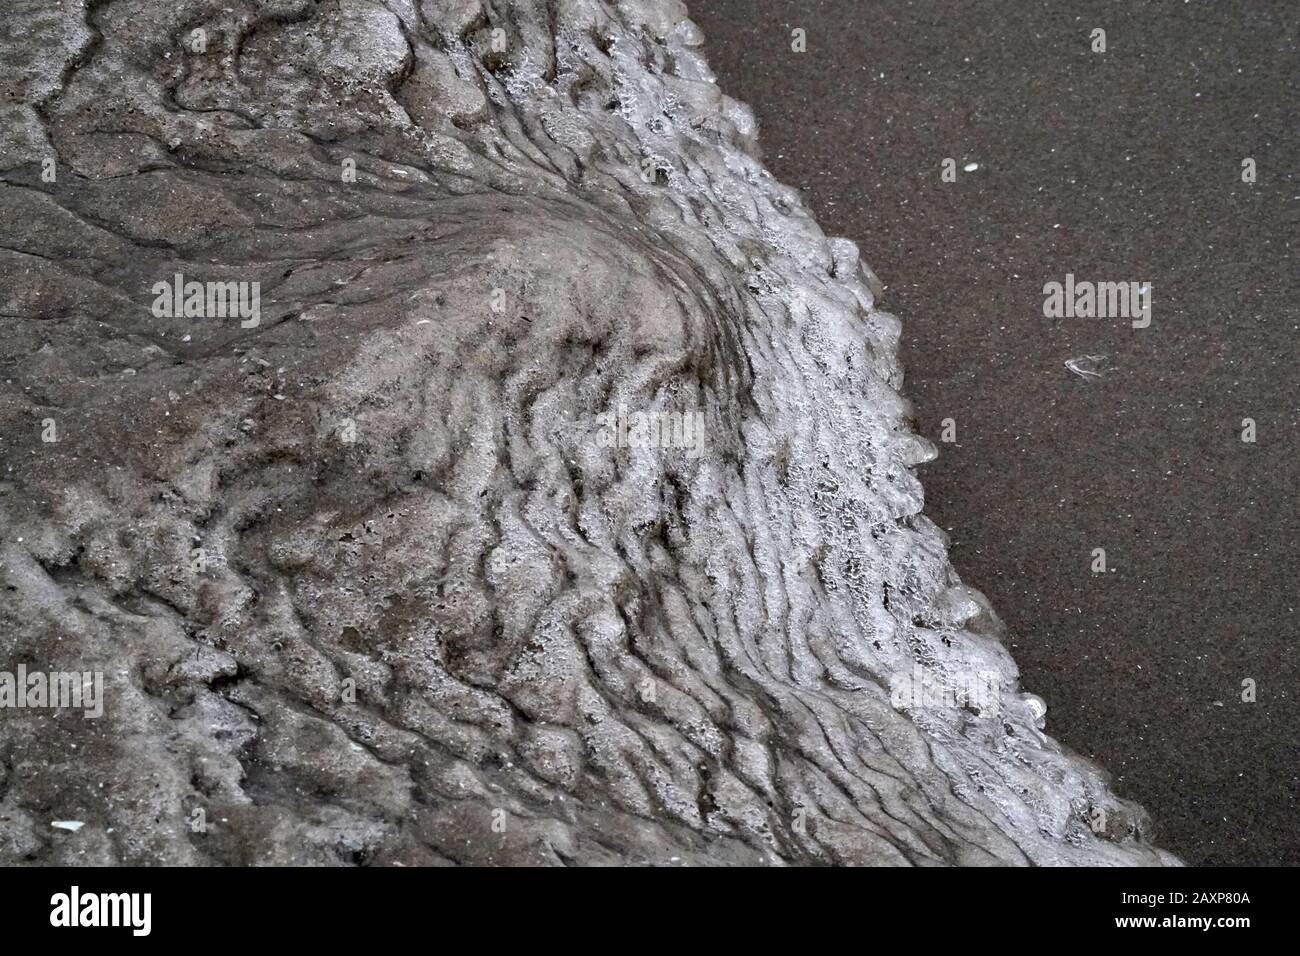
<box><xmin>693</xmin><ymin>0</ymin><xmax>1298</xmax><ymax>864</ymax></box>
<box><xmin>0</xmin><ymin>0</ymin><xmax>1179</xmax><ymax>865</ymax></box>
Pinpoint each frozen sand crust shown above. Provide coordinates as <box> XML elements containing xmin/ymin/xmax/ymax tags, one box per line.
<box><xmin>0</xmin><ymin>0</ymin><xmax>1177</xmax><ymax>865</ymax></box>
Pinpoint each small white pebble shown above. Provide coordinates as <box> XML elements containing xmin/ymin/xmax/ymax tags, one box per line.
<box><xmin>963</xmin><ymin>162</ymin><xmax>978</xmax><ymax>172</ymax></box>
<box><xmin>51</xmin><ymin>821</ymin><xmax>85</xmax><ymax>832</ymax></box>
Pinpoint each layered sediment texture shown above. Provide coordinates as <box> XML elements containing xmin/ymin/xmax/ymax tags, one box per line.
<box><xmin>0</xmin><ymin>0</ymin><xmax>1177</xmax><ymax>865</ymax></box>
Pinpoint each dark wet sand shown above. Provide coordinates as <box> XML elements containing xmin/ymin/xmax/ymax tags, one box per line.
<box><xmin>695</xmin><ymin>0</ymin><xmax>1298</xmax><ymax>864</ymax></box>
